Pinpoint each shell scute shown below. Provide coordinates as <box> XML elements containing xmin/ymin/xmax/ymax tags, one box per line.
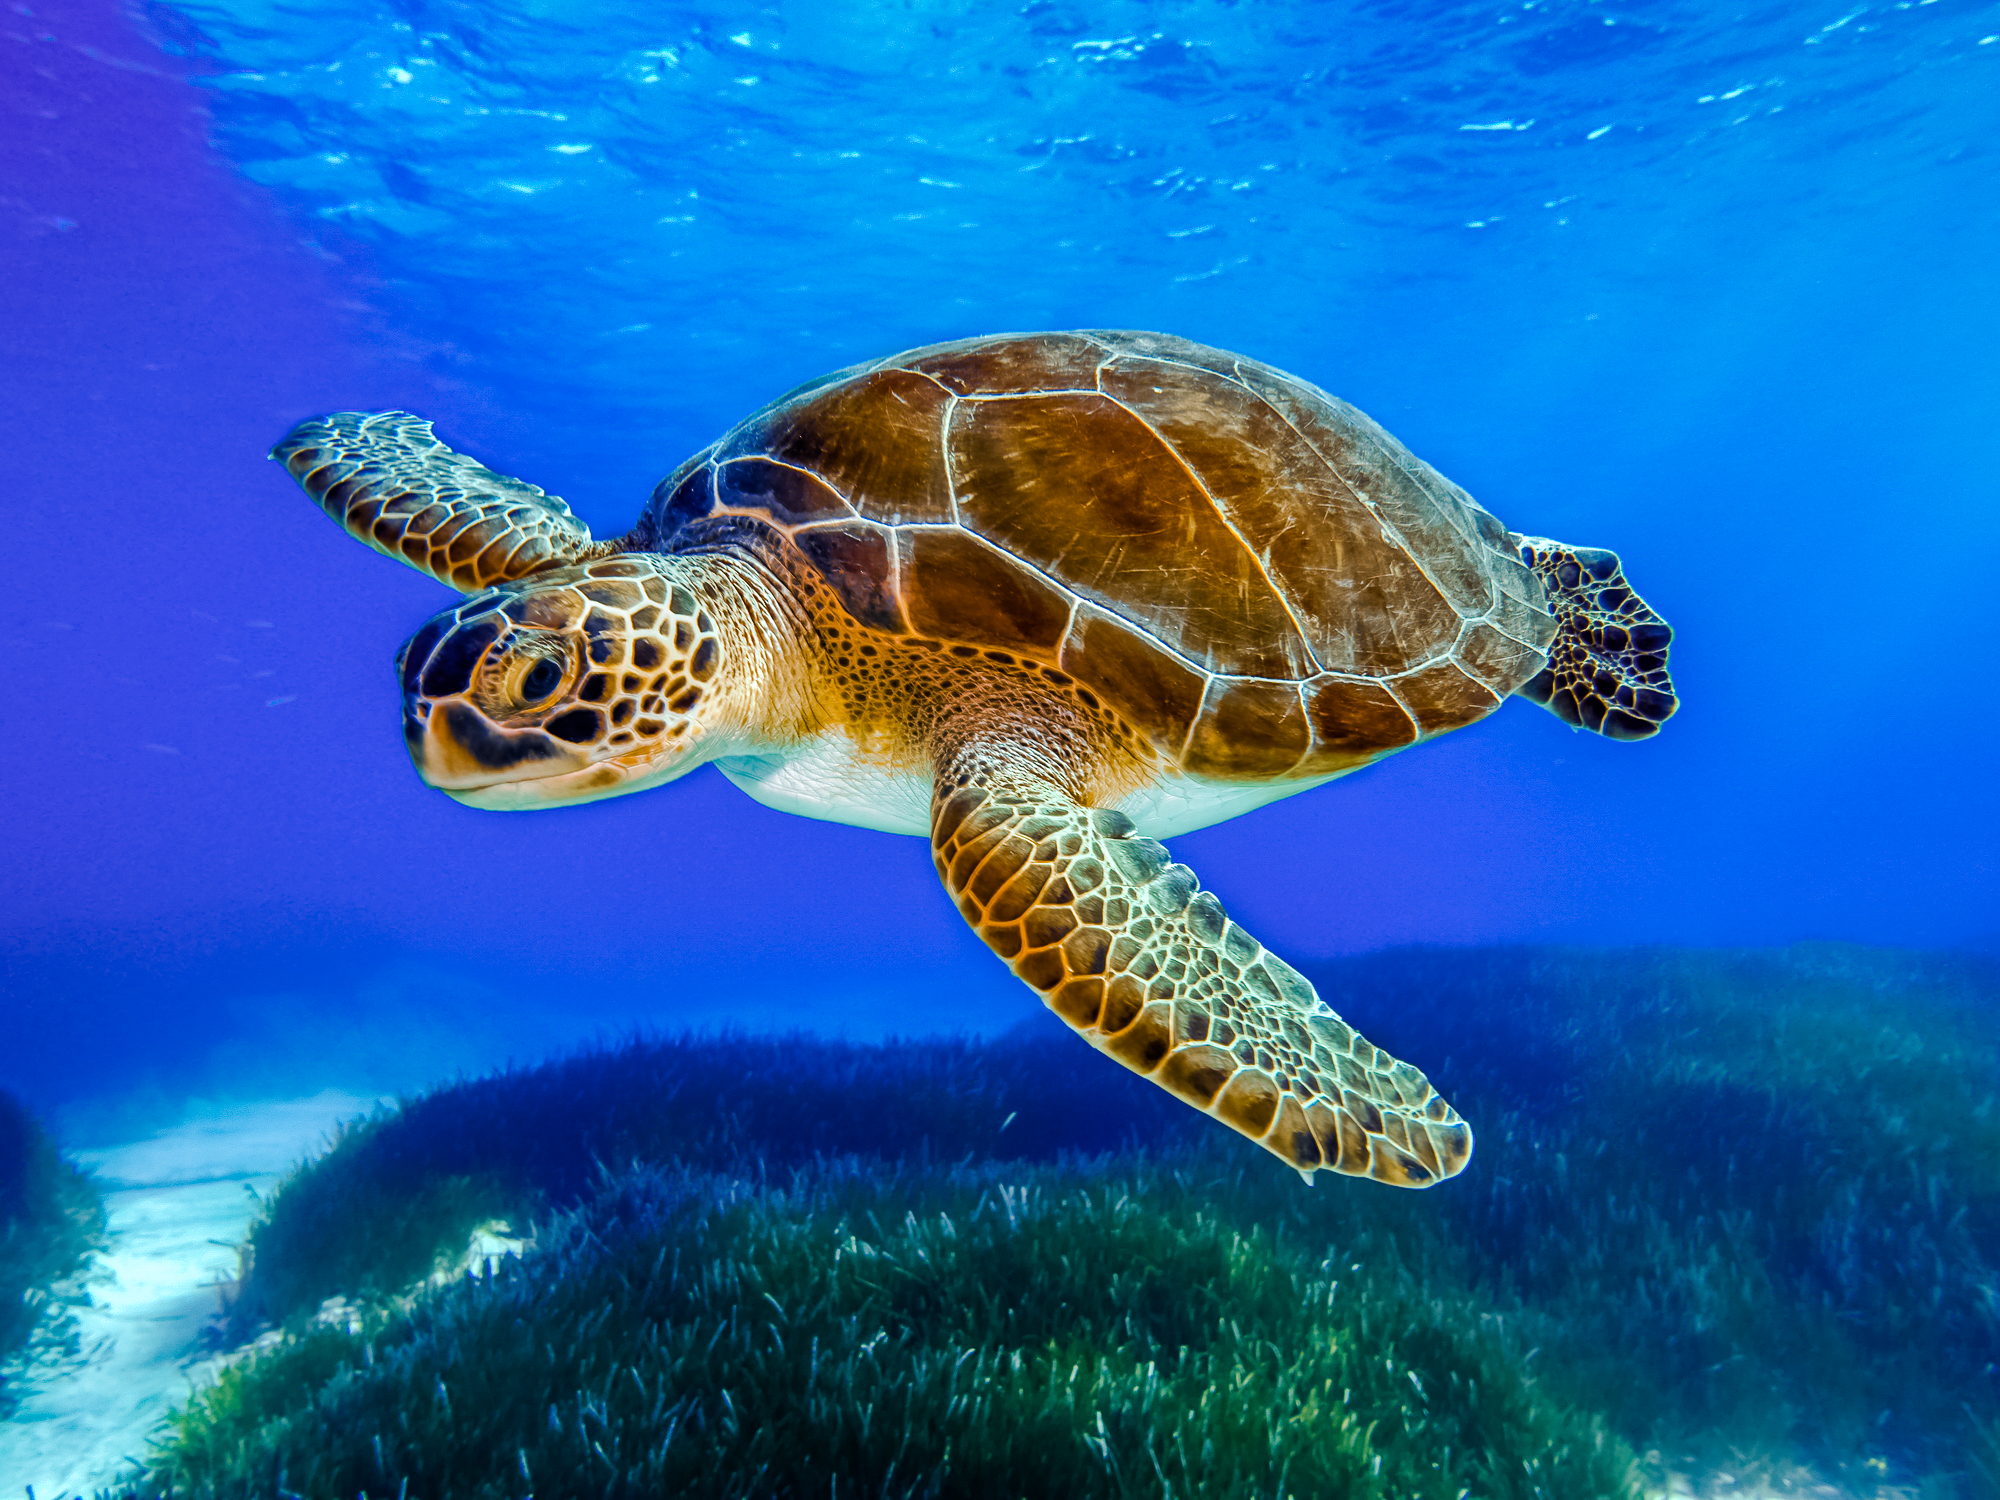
<box><xmin>949</xmin><ymin>390</ymin><xmax>1309</xmax><ymax>678</ymax></box>
<box><xmin>746</xmin><ymin>368</ymin><xmax>955</xmax><ymax>526</ymax></box>
<box><xmin>649</xmin><ymin>457</ymin><xmax>715</xmax><ymax>540</ymax></box>
<box><xmin>1393</xmin><ymin>658</ymin><xmax>1504</xmax><ymax>737</ymax></box>
<box><xmin>1085</xmin><ymin>329</ymin><xmax>1245</xmax><ymax>381</ymax></box>
<box><xmin>714</xmin><ymin>456</ymin><xmax>851</xmax><ymax>528</ymax></box>
<box><xmin>1227</xmin><ymin>359</ymin><xmax>1501</xmax><ymax>620</ymax></box>
<box><xmin>1454</xmin><ymin>619</ymin><xmax>1546</xmax><ymax>695</ymax></box>
<box><xmin>1487</xmin><ymin>580</ymin><xmax>1560</xmax><ymax>654</ymax></box>
<box><xmin>898</xmin><ymin>529</ymin><xmax>1070</xmax><ymax>653</ymax></box>
<box><xmin>794</xmin><ymin>524</ymin><xmax>905</xmax><ymax>633</ymax></box>
<box><xmin>1182</xmin><ymin>677</ymin><xmax>1311</xmax><ymax>777</ymax></box>
<box><xmin>907</xmin><ymin>332</ymin><xmax>1107</xmax><ymax>395</ymax></box>
<box><xmin>1097</xmin><ymin>355</ymin><xmax>1459</xmax><ymax>678</ymax></box>
<box><xmin>1058</xmin><ymin>607</ymin><xmax>1208</xmax><ymax>757</ymax></box>
<box><xmin>1305</xmin><ymin>678</ymin><xmax>1419</xmax><ymax>767</ymax></box>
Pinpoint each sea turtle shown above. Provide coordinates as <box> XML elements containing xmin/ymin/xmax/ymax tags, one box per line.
<box><xmin>274</xmin><ymin>330</ymin><xmax>1676</xmax><ymax>1188</ymax></box>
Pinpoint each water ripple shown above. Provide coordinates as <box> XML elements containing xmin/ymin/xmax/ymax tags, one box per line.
<box><xmin>153</xmin><ymin>0</ymin><xmax>2000</xmax><ymax>424</ymax></box>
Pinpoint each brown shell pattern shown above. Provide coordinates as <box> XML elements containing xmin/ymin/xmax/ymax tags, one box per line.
<box><xmin>647</xmin><ymin>331</ymin><xmax>1558</xmax><ymax>779</ymax></box>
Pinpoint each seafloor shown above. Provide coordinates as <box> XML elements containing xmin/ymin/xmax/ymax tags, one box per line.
<box><xmin>3</xmin><ymin>943</ymin><xmax>1996</xmax><ymax>1498</ymax></box>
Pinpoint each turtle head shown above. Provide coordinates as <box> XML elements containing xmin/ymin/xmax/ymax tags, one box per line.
<box><xmin>271</xmin><ymin>410</ymin><xmax>746</xmax><ymax>808</ymax></box>
<box><xmin>396</xmin><ymin>562</ymin><xmax>727</xmax><ymax>810</ymax></box>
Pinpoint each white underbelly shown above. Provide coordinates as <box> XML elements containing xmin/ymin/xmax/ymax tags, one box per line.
<box><xmin>714</xmin><ymin>731</ymin><xmax>1360</xmax><ymax>841</ymax></box>
<box><xmin>1110</xmin><ymin>767</ymin><xmax>1355</xmax><ymax>839</ymax></box>
<box><xmin>714</xmin><ymin>735</ymin><xmax>934</xmax><ymax>836</ymax></box>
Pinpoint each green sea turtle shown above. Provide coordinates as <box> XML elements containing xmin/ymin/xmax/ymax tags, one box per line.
<box><xmin>275</xmin><ymin>330</ymin><xmax>1676</xmax><ymax>1188</ymax></box>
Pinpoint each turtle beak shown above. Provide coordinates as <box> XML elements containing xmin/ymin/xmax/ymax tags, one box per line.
<box><xmin>405</xmin><ymin>697</ymin><xmax>584</xmax><ymax>792</ymax></box>
<box><xmin>396</xmin><ymin>607</ymin><xmax>589</xmax><ymax>797</ymax></box>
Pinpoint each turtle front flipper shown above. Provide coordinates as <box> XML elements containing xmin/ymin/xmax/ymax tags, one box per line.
<box><xmin>1514</xmin><ymin>537</ymin><xmax>1678</xmax><ymax>739</ymax></box>
<box><xmin>932</xmin><ymin>754</ymin><xmax>1472</xmax><ymax>1187</ymax></box>
<box><xmin>273</xmin><ymin>411</ymin><xmax>612</xmax><ymax>592</ymax></box>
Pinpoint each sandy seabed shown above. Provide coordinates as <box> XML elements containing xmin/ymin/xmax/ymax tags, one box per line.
<box><xmin>0</xmin><ymin>1092</ymin><xmax>381</xmax><ymax>1496</ymax></box>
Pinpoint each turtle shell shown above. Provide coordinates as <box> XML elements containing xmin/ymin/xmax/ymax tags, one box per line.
<box><xmin>646</xmin><ymin>331</ymin><xmax>1558</xmax><ymax>779</ymax></box>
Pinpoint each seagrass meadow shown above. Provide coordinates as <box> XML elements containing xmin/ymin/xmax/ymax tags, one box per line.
<box><xmin>0</xmin><ymin>1092</ymin><xmax>107</xmax><ymax>1418</ymax></box>
<box><xmin>103</xmin><ymin>945</ymin><xmax>2000</xmax><ymax>1499</ymax></box>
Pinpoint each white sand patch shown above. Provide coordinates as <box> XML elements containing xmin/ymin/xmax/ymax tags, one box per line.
<box><xmin>1643</xmin><ymin>1468</ymin><xmax>1927</xmax><ymax>1500</ymax></box>
<box><xmin>0</xmin><ymin>1091</ymin><xmax>383</xmax><ymax>1496</ymax></box>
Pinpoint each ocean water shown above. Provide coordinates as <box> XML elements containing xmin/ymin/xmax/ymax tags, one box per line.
<box><xmin>2</xmin><ymin>0</ymin><xmax>1998</xmax><ymax>1493</ymax></box>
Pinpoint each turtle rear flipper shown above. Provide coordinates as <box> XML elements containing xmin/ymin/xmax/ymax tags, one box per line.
<box><xmin>1513</xmin><ymin>537</ymin><xmax>1678</xmax><ymax>740</ymax></box>
<box><xmin>273</xmin><ymin>411</ymin><xmax>613</xmax><ymax>593</ymax></box>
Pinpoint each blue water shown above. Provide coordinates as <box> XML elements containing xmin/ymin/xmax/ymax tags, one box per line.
<box><xmin>4</xmin><ymin>0</ymin><xmax>1998</xmax><ymax>1106</ymax></box>
<box><xmin>2</xmin><ymin>0</ymin><xmax>1998</xmax><ymax>1487</ymax></box>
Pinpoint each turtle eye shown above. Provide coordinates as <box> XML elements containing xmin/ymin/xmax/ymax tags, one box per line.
<box><xmin>520</xmin><ymin>656</ymin><xmax>564</xmax><ymax>705</ymax></box>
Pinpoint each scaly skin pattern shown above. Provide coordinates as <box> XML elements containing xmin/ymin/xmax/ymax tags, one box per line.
<box><xmin>778</xmin><ymin>550</ymin><xmax>1164</xmax><ymax>804</ymax></box>
<box><xmin>930</xmin><ymin>747</ymin><xmax>1473</xmax><ymax>1187</ymax></box>
<box><xmin>1513</xmin><ymin>538</ymin><xmax>1678</xmax><ymax>740</ymax></box>
<box><xmin>388</xmin><ymin>549</ymin><xmax>816</xmax><ymax>808</ymax></box>
<box><xmin>278</xmin><ymin>412</ymin><xmax>618</xmax><ymax>592</ymax></box>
